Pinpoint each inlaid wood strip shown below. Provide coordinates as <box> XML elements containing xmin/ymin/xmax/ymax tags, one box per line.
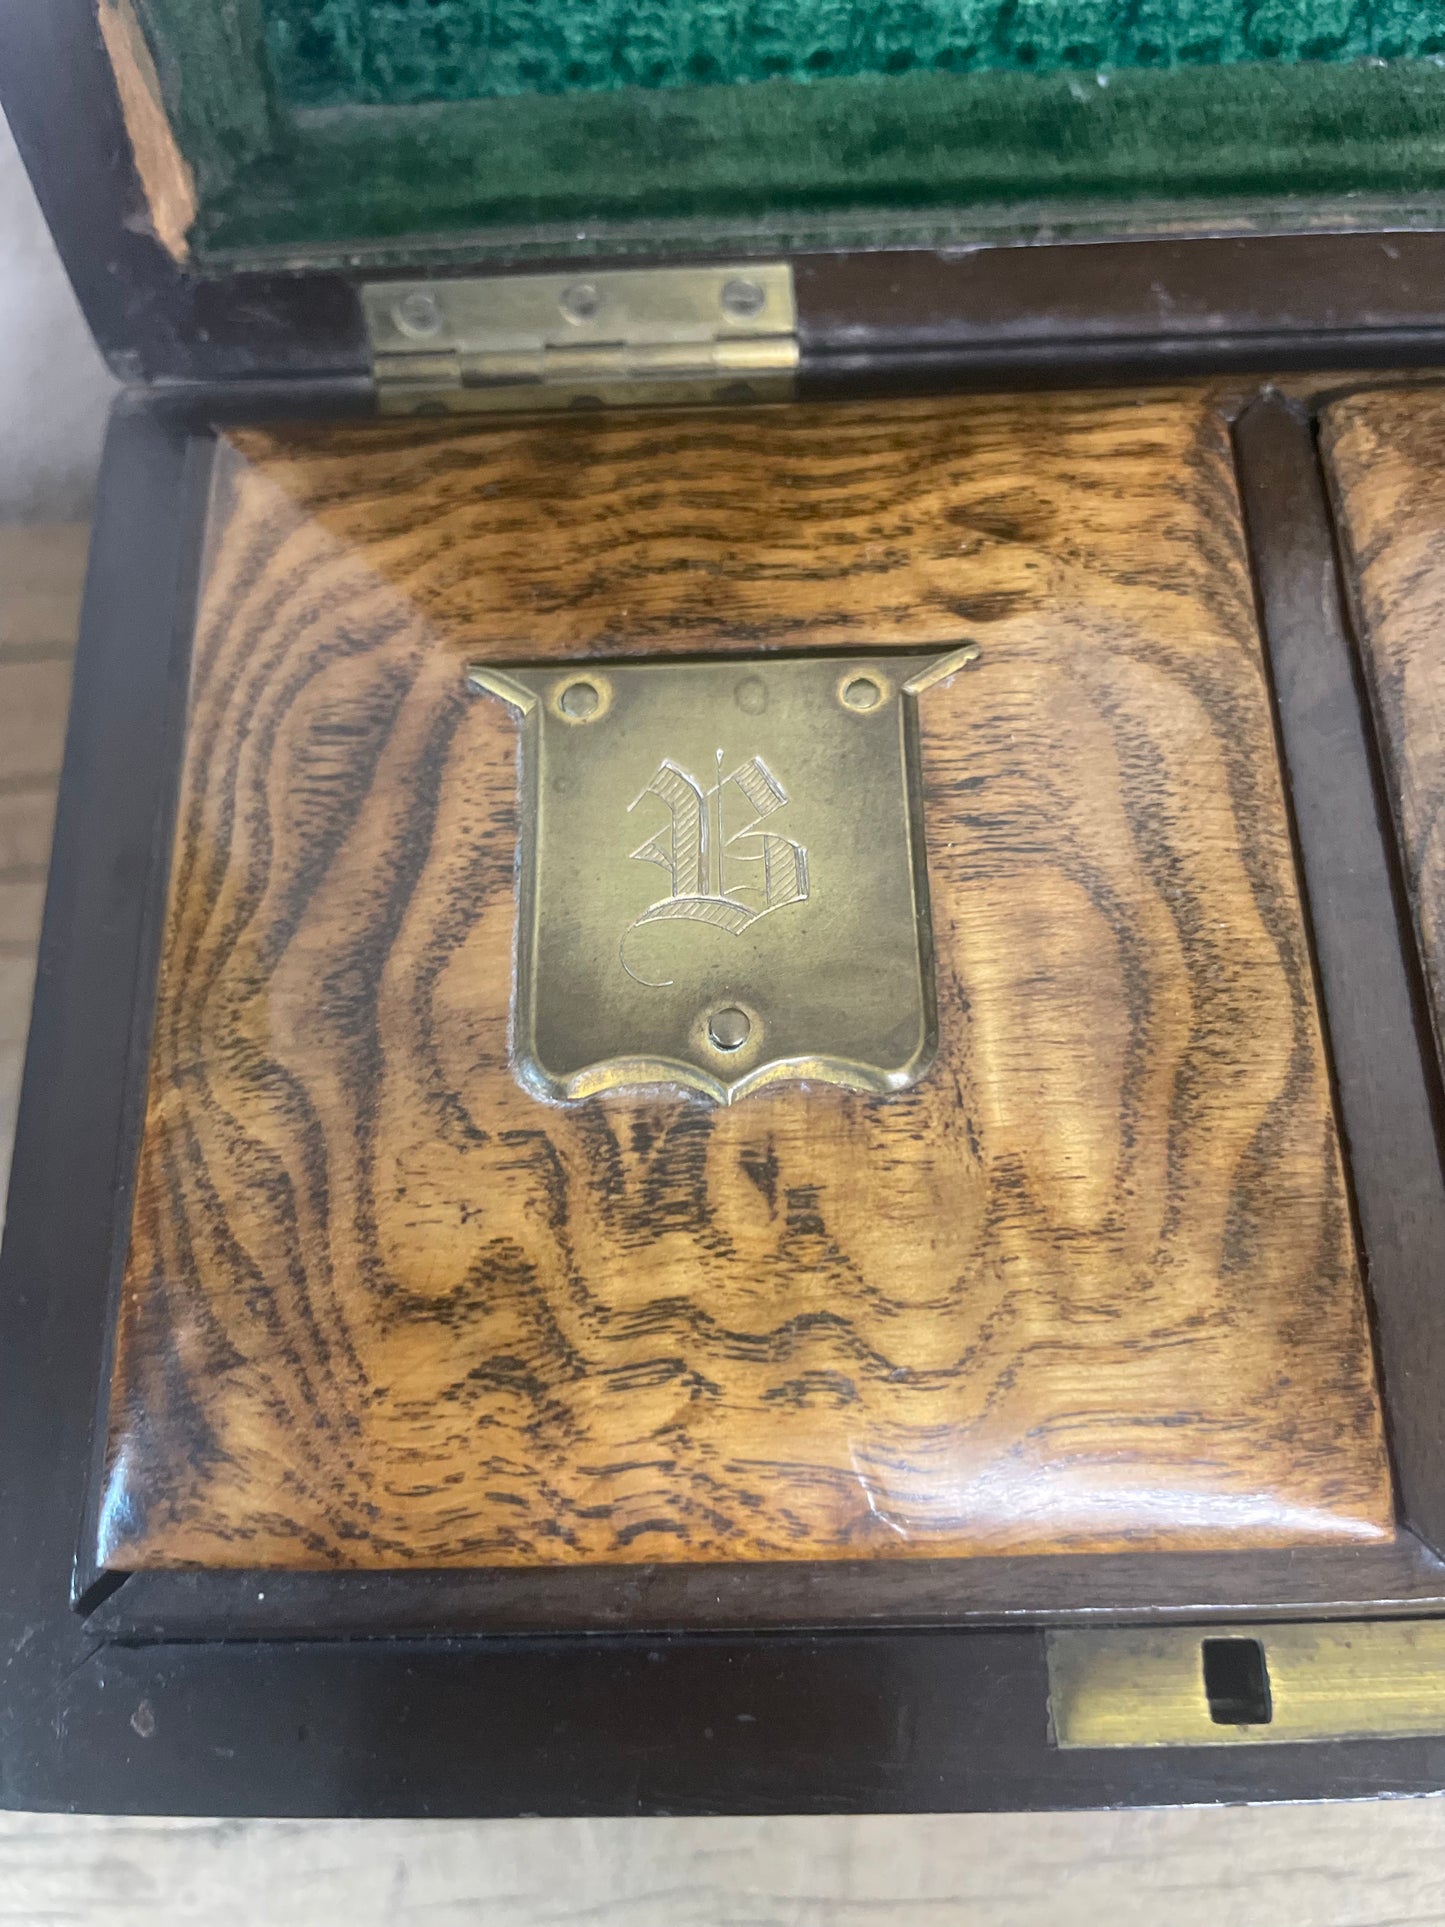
<box><xmin>1323</xmin><ymin>387</ymin><xmax>1445</xmax><ymax>1079</ymax></box>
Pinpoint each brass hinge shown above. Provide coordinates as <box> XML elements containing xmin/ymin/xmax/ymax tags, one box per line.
<box><xmin>363</xmin><ymin>264</ymin><xmax>798</xmax><ymax>415</ymax></box>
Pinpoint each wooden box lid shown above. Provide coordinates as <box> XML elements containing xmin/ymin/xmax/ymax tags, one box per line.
<box><xmin>95</xmin><ymin>388</ymin><xmax>1396</xmax><ymax>1579</ymax></box>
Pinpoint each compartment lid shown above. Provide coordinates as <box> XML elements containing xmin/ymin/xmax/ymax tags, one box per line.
<box><xmin>8</xmin><ymin>0</ymin><xmax>1445</xmax><ymax>389</ymax></box>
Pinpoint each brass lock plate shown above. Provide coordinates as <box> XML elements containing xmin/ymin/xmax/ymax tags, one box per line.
<box><xmin>469</xmin><ymin>647</ymin><xmax>977</xmax><ymax>1103</ymax></box>
<box><xmin>1048</xmin><ymin>1621</ymin><xmax>1445</xmax><ymax>1747</ymax></box>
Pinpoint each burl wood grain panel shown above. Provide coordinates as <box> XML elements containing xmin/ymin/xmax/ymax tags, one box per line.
<box><xmin>99</xmin><ymin>393</ymin><xmax>1393</xmax><ymax>1570</ymax></box>
<box><xmin>1324</xmin><ymin>387</ymin><xmax>1445</xmax><ymax>1080</ymax></box>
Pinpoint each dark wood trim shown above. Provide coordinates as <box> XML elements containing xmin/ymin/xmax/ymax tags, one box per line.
<box><xmin>91</xmin><ymin>1538</ymin><xmax>1445</xmax><ymax>1643</ymax></box>
<box><xmin>795</xmin><ymin>236</ymin><xmax>1445</xmax><ymax>394</ymax></box>
<box><xmin>795</xmin><ymin>331</ymin><xmax>1445</xmax><ymax>404</ymax></box>
<box><xmin>24</xmin><ymin>1622</ymin><xmax>1445</xmax><ymax>1815</ymax></box>
<box><xmin>0</xmin><ymin>397</ymin><xmax>195</xmax><ymax>1801</ymax></box>
<box><xmin>71</xmin><ymin>427</ymin><xmax>216</xmax><ymax>1610</ymax></box>
<box><xmin>1234</xmin><ymin>393</ymin><xmax>1445</xmax><ymax>1559</ymax></box>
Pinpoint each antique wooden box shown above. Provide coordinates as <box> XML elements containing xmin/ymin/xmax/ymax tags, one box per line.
<box><xmin>8</xmin><ymin>0</ymin><xmax>1445</xmax><ymax>1817</ymax></box>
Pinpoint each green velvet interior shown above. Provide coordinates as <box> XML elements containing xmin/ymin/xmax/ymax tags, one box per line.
<box><xmin>261</xmin><ymin>0</ymin><xmax>1445</xmax><ymax>106</ymax></box>
<box><xmin>131</xmin><ymin>1</ymin><xmax>1445</xmax><ymax>263</ymax></box>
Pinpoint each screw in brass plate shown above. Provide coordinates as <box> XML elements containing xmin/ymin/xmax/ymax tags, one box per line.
<box><xmin>720</xmin><ymin>277</ymin><xmax>766</xmax><ymax>320</ymax></box>
<box><xmin>557</xmin><ymin>678</ymin><xmax>602</xmax><ymax>721</ymax></box>
<box><xmin>840</xmin><ymin>673</ymin><xmax>885</xmax><ymax>712</ymax></box>
<box><xmin>707</xmin><ymin>1007</ymin><xmax>753</xmax><ymax>1052</ymax></box>
<box><xmin>560</xmin><ymin>283</ymin><xmax>602</xmax><ymax>324</ymax></box>
<box><xmin>393</xmin><ymin>289</ymin><xmax>443</xmax><ymax>339</ymax></box>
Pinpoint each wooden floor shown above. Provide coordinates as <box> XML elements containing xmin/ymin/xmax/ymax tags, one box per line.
<box><xmin>0</xmin><ymin>524</ymin><xmax>83</xmax><ymax>1220</ymax></box>
<box><xmin>1</xmin><ymin>1804</ymin><xmax>1444</xmax><ymax>1925</ymax></box>
<box><xmin>2</xmin><ymin>521</ymin><xmax>1442</xmax><ymax>1920</ymax></box>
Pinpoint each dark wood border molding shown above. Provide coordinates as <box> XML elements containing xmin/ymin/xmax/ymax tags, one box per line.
<box><xmin>1235</xmin><ymin>393</ymin><xmax>1445</xmax><ymax>1560</ymax></box>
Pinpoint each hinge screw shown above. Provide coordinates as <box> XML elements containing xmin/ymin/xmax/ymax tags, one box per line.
<box><xmin>394</xmin><ymin>289</ymin><xmax>443</xmax><ymax>339</ymax></box>
<box><xmin>720</xmin><ymin>277</ymin><xmax>766</xmax><ymax>320</ymax></box>
<box><xmin>560</xmin><ymin>283</ymin><xmax>602</xmax><ymax>323</ymax></box>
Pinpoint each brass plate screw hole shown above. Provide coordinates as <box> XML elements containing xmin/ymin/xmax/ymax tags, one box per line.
<box><xmin>842</xmin><ymin>674</ymin><xmax>884</xmax><ymax>712</ymax></box>
<box><xmin>558</xmin><ymin>679</ymin><xmax>602</xmax><ymax>721</ymax></box>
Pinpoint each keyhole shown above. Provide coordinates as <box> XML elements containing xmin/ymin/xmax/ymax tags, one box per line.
<box><xmin>1202</xmin><ymin>1638</ymin><xmax>1273</xmax><ymax>1725</ymax></box>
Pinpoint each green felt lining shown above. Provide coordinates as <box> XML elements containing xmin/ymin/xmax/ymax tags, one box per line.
<box><xmin>261</xmin><ymin>0</ymin><xmax>1445</xmax><ymax>107</ymax></box>
<box><xmin>130</xmin><ymin>2</ymin><xmax>1445</xmax><ymax>264</ymax></box>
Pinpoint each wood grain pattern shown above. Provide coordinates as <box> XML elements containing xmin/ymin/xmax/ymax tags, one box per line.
<box><xmin>97</xmin><ymin>0</ymin><xmax>197</xmax><ymax>261</ymax></box>
<box><xmin>1323</xmin><ymin>386</ymin><xmax>1445</xmax><ymax>1080</ymax></box>
<box><xmin>100</xmin><ymin>394</ymin><xmax>1392</xmax><ymax>1571</ymax></box>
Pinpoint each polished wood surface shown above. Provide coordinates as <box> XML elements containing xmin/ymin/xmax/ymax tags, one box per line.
<box><xmin>1323</xmin><ymin>386</ymin><xmax>1445</xmax><ymax>1076</ymax></box>
<box><xmin>100</xmin><ymin>394</ymin><xmax>1392</xmax><ymax>1570</ymax></box>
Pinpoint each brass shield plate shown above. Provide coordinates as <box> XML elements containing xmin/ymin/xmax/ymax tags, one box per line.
<box><xmin>469</xmin><ymin>648</ymin><xmax>975</xmax><ymax>1103</ymax></box>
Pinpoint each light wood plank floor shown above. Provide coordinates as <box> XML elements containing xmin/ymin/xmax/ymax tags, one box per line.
<box><xmin>4</xmin><ymin>1805</ymin><xmax>1445</xmax><ymax>1926</ymax></box>
<box><xmin>1</xmin><ymin>522</ymin><xmax>1441</xmax><ymax>1923</ymax></box>
<box><xmin>0</xmin><ymin>523</ymin><xmax>82</xmax><ymax>1216</ymax></box>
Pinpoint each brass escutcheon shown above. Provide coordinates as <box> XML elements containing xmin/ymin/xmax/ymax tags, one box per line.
<box><xmin>468</xmin><ymin>646</ymin><xmax>979</xmax><ymax>1104</ymax></box>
